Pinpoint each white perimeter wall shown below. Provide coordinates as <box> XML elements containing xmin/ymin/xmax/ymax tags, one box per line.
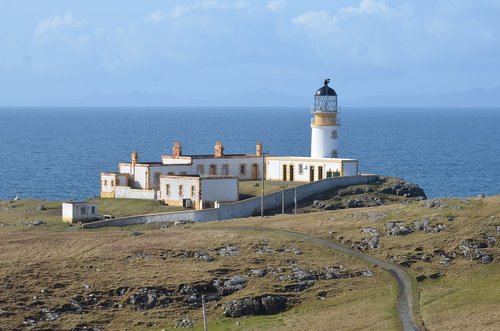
<box><xmin>200</xmin><ymin>178</ymin><xmax>238</xmax><ymax>202</ymax></box>
<box><xmin>83</xmin><ymin>175</ymin><xmax>379</xmax><ymax>228</ymax></box>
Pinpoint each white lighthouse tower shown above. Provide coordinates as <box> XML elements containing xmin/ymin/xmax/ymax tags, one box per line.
<box><xmin>310</xmin><ymin>78</ymin><xmax>340</xmax><ymax>158</ymax></box>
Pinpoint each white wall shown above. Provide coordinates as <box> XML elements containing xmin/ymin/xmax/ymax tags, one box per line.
<box><xmin>311</xmin><ymin>125</ymin><xmax>340</xmax><ymax>158</ymax></box>
<box><xmin>62</xmin><ymin>203</ymin><xmax>74</xmax><ymax>219</ymax></box>
<box><xmin>159</xmin><ymin>176</ymin><xmax>199</xmax><ymax>202</ymax></box>
<box><xmin>200</xmin><ymin>178</ymin><xmax>238</xmax><ymax>202</ymax></box>
<box><xmin>115</xmin><ymin>186</ymin><xmax>155</xmax><ymax>199</ymax></box>
<box><xmin>342</xmin><ymin>161</ymin><xmax>358</xmax><ymax>176</ymax></box>
<box><xmin>100</xmin><ymin>173</ymin><xmax>116</xmax><ymax>193</ymax></box>
<box><xmin>266</xmin><ymin>158</ymin><xmax>346</xmax><ymax>182</ymax></box>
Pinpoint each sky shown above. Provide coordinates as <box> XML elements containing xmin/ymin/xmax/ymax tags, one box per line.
<box><xmin>1</xmin><ymin>0</ymin><xmax>500</xmax><ymax>104</ymax></box>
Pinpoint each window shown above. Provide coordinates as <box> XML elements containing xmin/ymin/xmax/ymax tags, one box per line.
<box><xmin>221</xmin><ymin>164</ymin><xmax>229</xmax><ymax>175</ymax></box>
<box><xmin>104</xmin><ymin>179</ymin><xmax>108</xmax><ymax>186</ymax></box>
<box><xmin>197</xmin><ymin>164</ymin><xmax>205</xmax><ymax>174</ymax></box>
<box><xmin>191</xmin><ymin>185</ymin><xmax>196</xmax><ymax>198</ymax></box>
<box><xmin>91</xmin><ymin>206</ymin><xmax>96</xmax><ymax>214</ymax></box>
<box><xmin>179</xmin><ymin>185</ymin><xmax>184</xmax><ymax>197</ymax></box>
<box><xmin>111</xmin><ymin>180</ymin><xmax>115</xmax><ymax>186</ymax></box>
<box><xmin>180</xmin><ymin>171</ymin><xmax>187</xmax><ymax>175</ymax></box>
<box><xmin>240</xmin><ymin>164</ymin><xmax>246</xmax><ymax>175</ymax></box>
<box><xmin>330</xmin><ymin>129</ymin><xmax>338</xmax><ymax>139</ymax></box>
<box><xmin>209</xmin><ymin>164</ymin><xmax>217</xmax><ymax>175</ymax></box>
<box><xmin>168</xmin><ymin>172</ymin><xmax>175</xmax><ymax>175</ymax></box>
<box><xmin>116</xmin><ymin>179</ymin><xmax>120</xmax><ymax>185</ymax></box>
<box><xmin>165</xmin><ymin>184</ymin><xmax>170</xmax><ymax>196</ymax></box>
<box><xmin>298</xmin><ymin>164</ymin><xmax>304</xmax><ymax>175</ymax></box>
<box><xmin>80</xmin><ymin>206</ymin><xmax>87</xmax><ymax>215</ymax></box>
<box><xmin>331</xmin><ymin>149</ymin><xmax>338</xmax><ymax>158</ymax></box>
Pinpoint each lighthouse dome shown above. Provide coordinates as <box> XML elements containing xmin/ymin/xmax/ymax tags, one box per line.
<box><xmin>315</xmin><ymin>79</ymin><xmax>336</xmax><ymax>96</ymax></box>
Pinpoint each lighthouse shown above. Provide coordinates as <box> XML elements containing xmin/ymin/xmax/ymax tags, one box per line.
<box><xmin>310</xmin><ymin>78</ymin><xmax>340</xmax><ymax>158</ymax></box>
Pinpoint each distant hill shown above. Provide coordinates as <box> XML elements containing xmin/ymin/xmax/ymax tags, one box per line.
<box><xmin>345</xmin><ymin>85</ymin><xmax>500</xmax><ymax>107</ymax></box>
<box><xmin>2</xmin><ymin>86</ymin><xmax>500</xmax><ymax>108</ymax></box>
<box><xmin>14</xmin><ymin>89</ymin><xmax>310</xmax><ymax>108</ymax></box>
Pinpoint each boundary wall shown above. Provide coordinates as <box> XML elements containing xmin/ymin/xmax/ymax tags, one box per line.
<box><xmin>82</xmin><ymin>175</ymin><xmax>379</xmax><ymax>229</ymax></box>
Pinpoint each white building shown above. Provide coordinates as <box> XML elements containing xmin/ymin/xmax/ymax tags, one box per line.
<box><xmin>101</xmin><ymin>141</ymin><xmax>263</xmax><ymax>201</ymax></box>
<box><xmin>265</xmin><ymin>79</ymin><xmax>358</xmax><ymax>181</ymax></box>
<box><xmin>159</xmin><ymin>175</ymin><xmax>238</xmax><ymax>209</ymax></box>
<box><xmin>62</xmin><ymin>202</ymin><xmax>98</xmax><ymax>223</ymax></box>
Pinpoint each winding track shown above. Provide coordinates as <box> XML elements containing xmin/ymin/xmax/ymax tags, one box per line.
<box><xmin>222</xmin><ymin>226</ymin><xmax>422</xmax><ymax>331</ymax></box>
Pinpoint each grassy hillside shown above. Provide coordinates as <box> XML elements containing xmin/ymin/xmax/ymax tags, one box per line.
<box><xmin>0</xmin><ymin>193</ymin><xmax>498</xmax><ymax>330</ymax></box>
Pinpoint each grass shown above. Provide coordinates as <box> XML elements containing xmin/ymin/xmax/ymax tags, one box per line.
<box><xmin>0</xmin><ymin>194</ymin><xmax>499</xmax><ymax>330</ymax></box>
<box><xmin>238</xmin><ymin>180</ymin><xmax>301</xmax><ymax>199</ymax></box>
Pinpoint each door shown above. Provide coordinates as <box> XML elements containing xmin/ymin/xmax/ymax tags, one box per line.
<box><xmin>289</xmin><ymin>164</ymin><xmax>294</xmax><ymax>181</ymax></box>
<box><xmin>251</xmin><ymin>164</ymin><xmax>258</xmax><ymax>180</ymax></box>
<box><xmin>309</xmin><ymin>166</ymin><xmax>315</xmax><ymax>182</ymax></box>
<box><xmin>318</xmin><ymin>166</ymin><xmax>323</xmax><ymax>180</ymax></box>
<box><xmin>282</xmin><ymin>164</ymin><xmax>287</xmax><ymax>181</ymax></box>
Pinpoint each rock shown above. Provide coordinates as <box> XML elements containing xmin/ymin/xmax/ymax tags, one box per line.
<box><xmin>481</xmin><ymin>255</ymin><xmax>493</xmax><ymax>264</ymax></box>
<box><xmin>193</xmin><ymin>251</ymin><xmax>214</xmax><ymax>262</ymax></box>
<box><xmin>337</xmin><ymin>185</ymin><xmax>374</xmax><ymax>196</ymax></box>
<box><xmin>429</xmin><ymin>272</ymin><xmax>442</xmax><ymax>280</ymax></box>
<box><xmin>128</xmin><ymin>287</ymin><xmax>173</xmax><ymax>310</ymax></box>
<box><xmin>36</xmin><ymin>205</ymin><xmax>48</xmax><ymax>212</ymax></box>
<box><xmin>129</xmin><ymin>231</ymin><xmax>144</xmax><ymax>237</ymax></box>
<box><xmin>379</xmin><ymin>178</ymin><xmax>426</xmax><ymax>198</ymax></box>
<box><xmin>212</xmin><ymin>275</ymin><xmax>247</xmax><ymax>296</ymax></box>
<box><xmin>255</xmin><ymin>245</ymin><xmax>274</xmax><ymax>254</ymax></box>
<box><xmin>384</xmin><ymin>221</ymin><xmax>413</xmax><ymax>236</ymax></box>
<box><xmin>29</xmin><ymin>220</ymin><xmax>47</xmax><ymax>226</ymax></box>
<box><xmin>416</xmin><ymin>275</ymin><xmax>427</xmax><ymax>282</ymax></box>
<box><xmin>217</xmin><ymin>245</ymin><xmax>240</xmax><ymax>256</ymax></box>
<box><xmin>412</xmin><ymin>219</ymin><xmax>445</xmax><ymax>233</ymax></box>
<box><xmin>175</xmin><ymin>318</ymin><xmax>194</xmax><ymax>328</ymax></box>
<box><xmin>250</xmin><ymin>269</ymin><xmax>267</xmax><ymax>277</ymax></box>
<box><xmin>345</xmin><ymin>196</ymin><xmax>384</xmax><ymax>208</ymax></box>
<box><xmin>419</xmin><ymin>198</ymin><xmax>470</xmax><ymax>209</ymax></box>
<box><xmin>223</xmin><ymin>295</ymin><xmax>288</xmax><ymax>318</ymax></box>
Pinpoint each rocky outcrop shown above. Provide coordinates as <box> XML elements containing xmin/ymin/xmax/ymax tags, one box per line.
<box><xmin>337</xmin><ymin>185</ymin><xmax>374</xmax><ymax>196</ymax></box>
<box><xmin>384</xmin><ymin>221</ymin><xmax>413</xmax><ymax>236</ymax></box>
<box><xmin>223</xmin><ymin>295</ymin><xmax>288</xmax><ymax>317</ymax></box>
<box><xmin>345</xmin><ymin>196</ymin><xmax>384</xmax><ymax>208</ymax></box>
<box><xmin>128</xmin><ymin>287</ymin><xmax>173</xmax><ymax>310</ymax></box>
<box><xmin>379</xmin><ymin>178</ymin><xmax>426</xmax><ymax>199</ymax></box>
<box><xmin>217</xmin><ymin>245</ymin><xmax>240</xmax><ymax>256</ymax></box>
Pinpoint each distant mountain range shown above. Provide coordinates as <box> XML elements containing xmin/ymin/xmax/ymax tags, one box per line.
<box><xmin>3</xmin><ymin>85</ymin><xmax>500</xmax><ymax>107</ymax></box>
<box><xmin>345</xmin><ymin>85</ymin><xmax>500</xmax><ymax>107</ymax></box>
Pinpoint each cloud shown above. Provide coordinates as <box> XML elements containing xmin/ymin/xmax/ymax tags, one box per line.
<box><xmin>340</xmin><ymin>0</ymin><xmax>391</xmax><ymax>15</ymax></box>
<box><xmin>35</xmin><ymin>13</ymin><xmax>84</xmax><ymax>36</ymax></box>
<box><xmin>267</xmin><ymin>0</ymin><xmax>287</xmax><ymax>12</ymax></box>
<box><xmin>167</xmin><ymin>0</ymin><xmax>249</xmax><ymax>19</ymax></box>
<box><xmin>144</xmin><ymin>10</ymin><xmax>167</xmax><ymax>24</ymax></box>
<box><xmin>291</xmin><ymin>11</ymin><xmax>336</xmax><ymax>32</ymax></box>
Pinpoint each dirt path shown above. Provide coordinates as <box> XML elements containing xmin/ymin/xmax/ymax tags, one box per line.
<box><xmin>223</xmin><ymin>226</ymin><xmax>422</xmax><ymax>331</ymax></box>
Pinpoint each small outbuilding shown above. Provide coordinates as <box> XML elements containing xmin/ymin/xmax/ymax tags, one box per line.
<box><xmin>62</xmin><ymin>202</ymin><xmax>99</xmax><ymax>223</ymax></box>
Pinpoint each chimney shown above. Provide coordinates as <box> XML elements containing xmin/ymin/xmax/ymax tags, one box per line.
<box><xmin>173</xmin><ymin>142</ymin><xmax>182</xmax><ymax>158</ymax></box>
<box><xmin>131</xmin><ymin>149</ymin><xmax>138</xmax><ymax>164</ymax></box>
<box><xmin>256</xmin><ymin>141</ymin><xmax>263</xmax><ymax>156</ymax></box>
<box><xmin>214</xmin><ymin>141</ymin><xmax>224</xmax><ymax>158</ymax></box>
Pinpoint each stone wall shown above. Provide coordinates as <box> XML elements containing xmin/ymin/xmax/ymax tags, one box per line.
<box><xmin>82</xmin><ymin>175</ymin><xmax>379</xmax><ymax>229</ymax></box>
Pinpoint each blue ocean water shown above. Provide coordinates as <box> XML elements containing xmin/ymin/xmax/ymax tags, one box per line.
<box><xmin>0</xmin><ymin>107</ymin><xmax>498</xmax><ymax>200</ymax></box>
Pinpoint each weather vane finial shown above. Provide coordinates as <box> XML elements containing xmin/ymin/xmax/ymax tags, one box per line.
<box><xmin>324</xmin><ymin>78</ymin><xmax>330</xmax><ymax>86</ymax></box>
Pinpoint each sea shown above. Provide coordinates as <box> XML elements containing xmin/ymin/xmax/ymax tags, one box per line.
<box><xmin>0</xmin><ymin>107</ymin><xmax>499</xmax><ymax>201</ymax></box>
